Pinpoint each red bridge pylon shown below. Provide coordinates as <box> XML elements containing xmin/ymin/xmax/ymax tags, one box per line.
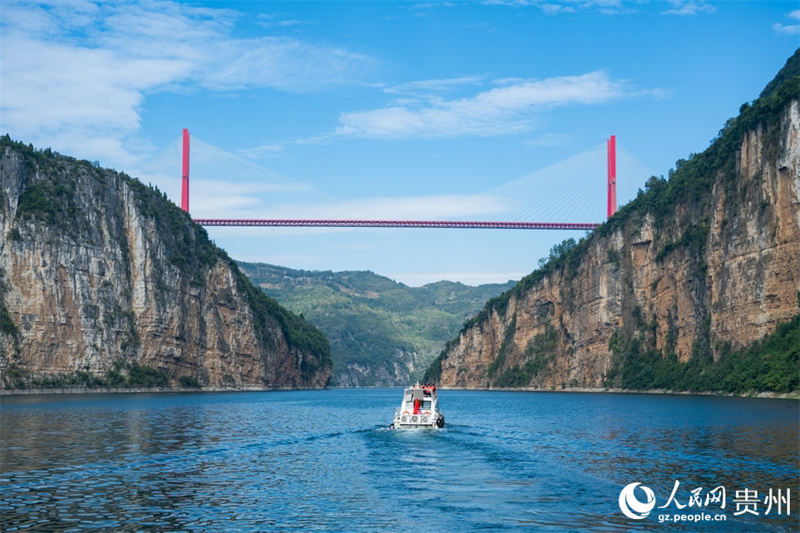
<box><xmin>181</xmin><ymin>129</ymin><xmax>616</xmax><ymax>229</ymax></box>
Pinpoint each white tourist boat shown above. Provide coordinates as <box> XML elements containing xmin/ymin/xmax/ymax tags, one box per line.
<box><xmin>391</xmin><ymin>383</ymin><xmax>445</xmax><ymax>429</ymax></box>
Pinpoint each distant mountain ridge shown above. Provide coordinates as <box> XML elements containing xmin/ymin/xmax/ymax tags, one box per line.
<box><xmin>238</xmin><ymin>262</ymin><xmax>515</xmax><ymax>386</ymax></box>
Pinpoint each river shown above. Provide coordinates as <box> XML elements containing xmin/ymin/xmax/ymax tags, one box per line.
<box><xmin>1</xmin><ymin>389</ymin><xmax>797</xmax><ymax>532</ymax></box>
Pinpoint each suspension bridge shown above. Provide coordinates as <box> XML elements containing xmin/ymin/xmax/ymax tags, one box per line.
<box><xmin>140</xmin><ymin>130</ymin><xmax>653</xmax><ymax>231</ymax></box>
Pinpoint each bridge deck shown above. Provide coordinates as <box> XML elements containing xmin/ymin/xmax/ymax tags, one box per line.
<box><xmin>193</xmin><ymin>219</ymin><xmax>599</xmax><ymax>230</ymax></box>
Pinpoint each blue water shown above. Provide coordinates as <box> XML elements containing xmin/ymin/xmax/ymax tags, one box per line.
<box><xmin>1</xmin><ymin>389</ymin><xmax>798</xmax><ymax>532</ymax></box>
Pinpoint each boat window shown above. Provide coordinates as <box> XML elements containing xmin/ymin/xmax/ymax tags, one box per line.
<box><xmin>422</xmin><ymin>401</ymin><xmax>431</xmax><ymax>410</ymax></box>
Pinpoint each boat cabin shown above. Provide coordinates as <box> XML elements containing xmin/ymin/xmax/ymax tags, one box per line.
<box><xmin>402</xmin><ymin>386</ymin><xmax>436</xmax><ymax>414</ymax></box>
<box><xmin>392</xmin><ymin>384</ymin><xmax>444</xmax><ymax>428</ymax></box>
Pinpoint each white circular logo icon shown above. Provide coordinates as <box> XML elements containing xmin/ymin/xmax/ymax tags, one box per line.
<box><xmin>619</xmin><ymin>482</ymin><xmax>656</xmax><ymax>520</ymax></box>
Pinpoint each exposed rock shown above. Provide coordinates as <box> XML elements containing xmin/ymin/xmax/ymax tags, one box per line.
<box><xmin>0</xmin><ymin>139</ymin><xmax>331</xmax><ymax>390</ymax></box>
<box><xmin>431</xmin><ymin>56</ymin><xmax>800</xmax><ymax>391</ymax></box>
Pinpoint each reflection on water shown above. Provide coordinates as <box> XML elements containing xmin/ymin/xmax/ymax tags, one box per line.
<box><xmin>1</xmin><ymin>390</ymin><xmax>797</xmax><ymax>532</ymax></box>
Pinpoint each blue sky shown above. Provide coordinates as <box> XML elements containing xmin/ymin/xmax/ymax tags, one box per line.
<box><xmin>2</xmin><ymin>1</ymin><xmax>798</xmax><ymax>285</ymax></box>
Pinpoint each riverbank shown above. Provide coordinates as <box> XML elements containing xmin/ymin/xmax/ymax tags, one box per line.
<box><xmin>2</xmin><ymin>385</ymin><xmax>797</xmax><ymax>399</ymax></box>
<box><xmin>0</xmin><ymin>385</ymin><xmax>322</xmax><ymax>396</ymax></box>
<box><xmin>437</xmin><ymin>386</ymin><xmax>800</xmax><ymax>399</ymax></box>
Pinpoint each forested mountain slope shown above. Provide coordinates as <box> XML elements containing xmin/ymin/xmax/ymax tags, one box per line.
<box><xmin>239</xmin><ymin>263</ymin><xmax>514</xmax><ymax>386</ymax></box>
<box><xmin>425</xmin><ymin>50</ymin><xmax>800</xmax><ymax>394</ymax></box>
<box><xmin>0</xmin><ymin>139</ymin><xmax>331</xmax><ymax>391</ymax></box>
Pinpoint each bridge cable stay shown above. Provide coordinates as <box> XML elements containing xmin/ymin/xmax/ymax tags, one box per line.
<box><xmin>135</xmin><ymin>132</ymin><xmax>654</xmax><ymax>230</ymax></box>
<box><xmin>193</xmin><ymin>138</ymin><xmax>339</xmax><ymax>207</ymax></box>
<box><xmin>474</xmin><ymin>141</ymin><xmax>653</xmax><ymax>225</ymax></box>
<box><xmin>476</xmin><ymin>144</ymin><xmax>607</xmax><ymax>224</ymax></box>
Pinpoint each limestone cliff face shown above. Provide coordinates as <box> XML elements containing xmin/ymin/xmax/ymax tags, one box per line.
<box><xmin>433</xmin><ymin>64</ymin><xmax>800</xmax><ymax>390</ymax></box>
<box><xmin>0</xmin><ymin>140</ymin><xmax>331</xmax><ymax>390</ymax></box>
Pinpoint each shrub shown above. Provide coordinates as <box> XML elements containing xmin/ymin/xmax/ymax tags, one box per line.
<box><xmin>179</xmin><ymin>375</ymin><xmax>201</xmax><ymax>389</ymax></box>
<box><xmin>126</xmin><ymin>363</ymin><xmax>169</xmax><ymax>388</ymax></box>
<box><xmin>605</xmin><ymin>315</ymin><xmax>799</xmax><ymax>393</ymax></box>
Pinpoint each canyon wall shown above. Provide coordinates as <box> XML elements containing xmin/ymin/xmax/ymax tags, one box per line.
<box><xmin>0</xmin><ymin>139</ymin><xmax>331</xmax><ymax>390</ymax></box>
<box><xmin>429</xmin><ymin>55</ymin><xmax>800</xmax><ymax>391</ymax></box>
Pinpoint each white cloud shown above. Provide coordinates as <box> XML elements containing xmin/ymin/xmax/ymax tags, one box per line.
<box><xmin>539</xmin><ymin>4</ymin><xmax>577</xmax><ymax>15</ymax></box>
<box><xmin>186</xmin><ymin>191</ymin><xmax>515</xmax><ymax>243</ymax></box>
<box><xmin>331</xmin><ymin>71</ymin><xmax>654</xmax><ymax>139</ymax></box>
<box><xmin>135</xmin><ymin>136</ymin><xmax>513</xmax><ymax>221</ymax></box>
<box><xmin>662</xmin><ymin>1</ymin><xmax>715</xmax><ymax>16</ymax></box>
<box><xmin>465</xmin><ymin>22</ymin><xmax>498</xmax><ymax>32</ymax></box>
<box><xmin>136</xmin><ymin>129</ymin><xmax>650</xmax><ymax>229</ymax></box>
<box><xmin>773</xmin><ymin>10</ymin><xmax>800</xmax><ymax>35</ymax></box>
<box><xmin>191</xmin><ymin>192</ymin><xmax>263</xmax><ymax>214</ymax></box>
<box><xmin>525</xmin><ymin>133</ymin><xmax>571</xmax><ymax>147</ymax></box>
<box><xmin>410</xmin><ymin>3</ymin><xmax>456</xmax><ymax>9</ymax></box>
<box><xmin>191</xmin><ymin>193</ymin><xmax>510</xmax><ymax>221</ymax></box>
<box><xmin>383</xmin><ymin>76</ymin><xmax>487</xmax><ymax>95</ymax></box>
<box><xmin>237</xmin><ymin>144</ymin><xmax>285</xmax><ymax>159</ymax></box>
<box><xmin>133</xmin><ymin>136</ymin><xmax>331</xmax><ymax>212</ymax></box>
<box><xmin>0</xmin><ymin>0</ymin><xmax>374</xmax><ymax>167</ymax></box>
<box><xmin>301</xmin><ymin>195</ymin><xmax>510</xmax><ymax>220</ymax></box>
<box><xmin>3</xmin><ymin>35</ymin><xmax>190</xmax><ymax>167</ymax></box>
<box><xmin>482</xmin><ymin>0</ymin><xmax>628</xmax><ymax>15</ymax></box>
<box><xmin>200</xmin><ymin>38</ymin><xmax>370</xmax><ymax>92</ymax></box>
<box><xmin>256</xmin><ymin>13</ymin><xmax>317</xmax><ymax>28</ymax></box>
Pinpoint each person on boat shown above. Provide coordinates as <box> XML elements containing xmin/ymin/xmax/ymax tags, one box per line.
<box><xmin>413</xmin><ymin>398</ymin><xmax>421</xmax><ymax>414</ymax></box>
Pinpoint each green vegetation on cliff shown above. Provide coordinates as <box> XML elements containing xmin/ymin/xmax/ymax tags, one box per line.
<box><xmin>601</xmin><ymin>50</ymin><xmax>800</xmax><ymax>394</ymax></box>
<box><xmin>0</xmin><ymin>272</ymin><xmax>18</xmax><ymax>338</ymax></box>
<box><xmin>231</xmin><ymin>268</ymin><xmax>330</xmax><ymax>381</ymax></box>
<box><xmin>3</xmin><ymin>361</ymin><xmax>170</xmax><ymax>390</ymax></box>
<box><xmin>492</xmin><ymin>323</ymin><xmax>559</xmax><ymax>388</ymax></box>
<box><xmin>238</xmin><ymin>263</ymin><xmax>514</xmax><ymax>386</ymax></box>
<box><xmin>460</xmin><ymin>237</ymin><xmax>584</xmax><ymax>335</ymax></box>
<box><xmin>461</xmin><ymin>50</ymin><xmax>800</xmax><ymax>343</ymax></box>
<box><xmin>1</xmin><ymin>136</ymin><xmax>330</xmax><ymax>388</ymax></box>
<box><xmin>605</xmin><ymin>314</ymin><xmax>799</xmax><ymax>394</ymax></box>
<box><xmin>425</xmin><ymin>49</ymin><xmax>800</xmax><ymax>393</ymax></box>
<box><xmin>128</xmin><ymin>173</ymin><xmax>332</xmax><ymax>370</ymax></box>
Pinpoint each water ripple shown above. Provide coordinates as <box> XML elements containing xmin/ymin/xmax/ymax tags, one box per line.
<box><xmin>1</xmin><ymin>390</ymin><xmax>797</xmax><ymax>532</ymax></box>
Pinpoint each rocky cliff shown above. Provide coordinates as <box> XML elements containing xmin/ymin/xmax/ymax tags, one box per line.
<box><xmin>0</xmin><ymin>139</ymin><xmax>331</xmax><ymax>391</ymax></box>
<box><xmin>426</xmin><ymin>51</ymin><xmax>800</xmax><ymax>392</ymax></box>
